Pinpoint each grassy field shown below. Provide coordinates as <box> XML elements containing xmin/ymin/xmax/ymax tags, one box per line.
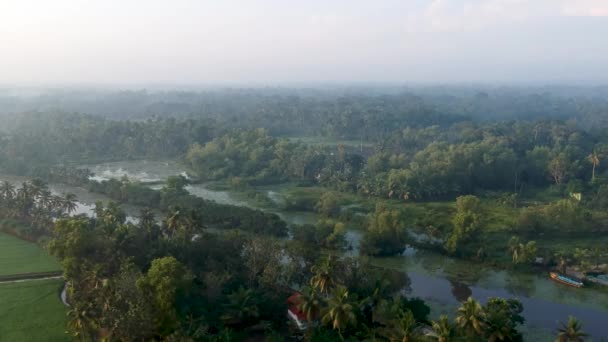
<box><xmin>0</xmin><ymin>231</ymin><xmax>61</xmax><ymax>276</ymax></box>
<box><xmin>0</xmin><ymin>279</ymin><xmax>68</xmax><ymax>341</ymax></box>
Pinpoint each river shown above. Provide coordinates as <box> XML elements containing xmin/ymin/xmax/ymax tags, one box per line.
<box><xmin>4</xmin><ymin>160</ymin><xmax>608</xmax><ymax>339</ymax></box>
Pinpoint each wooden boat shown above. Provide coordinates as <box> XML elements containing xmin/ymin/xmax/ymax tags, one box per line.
<box><xmin>550</xmin><ymin>272</ymin><xmax>584</xmax><ymax>288</ymax></box>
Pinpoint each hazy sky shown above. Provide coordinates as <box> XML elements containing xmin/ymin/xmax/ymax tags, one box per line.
<box><xmin>1</xmin><ymin>0</ymin><xmax>607</xmax><ymax>85</ymax></box>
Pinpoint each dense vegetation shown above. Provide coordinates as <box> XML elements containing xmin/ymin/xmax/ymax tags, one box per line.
<box><xmin>0</xmin><ymin>180</ymin><xmax>78</xmax><ymax>241</ymax></box>
<box><xmin>48</xmin><ymin>202</ymin><xmax>539</xmax><ymax>341</ymax></box>
<box><xmin>1</xmin><ymin>87</ymin><xmax>606</xmax><ymax>340</ymax></box>
<box><xmin>88</xmin><ymin>176</ymin><xmax>288</xmax><ymax>237</ymax></box>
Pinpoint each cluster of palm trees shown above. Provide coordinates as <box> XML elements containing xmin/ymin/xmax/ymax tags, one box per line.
<box><xmin>0</xmin><ymin>179</ymin><xmax>78</xmax><ymax>237</ymax></box>
<box><xmin>295</xmin><ymin>259</ymin><xmax>589</xmax><ymax>341</ymax></box>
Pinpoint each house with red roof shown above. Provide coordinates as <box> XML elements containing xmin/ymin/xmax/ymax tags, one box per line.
<box><xmin>287</xmin><ymin>292</ymin><xmax>308</xmax><ymax>330</ymax></box>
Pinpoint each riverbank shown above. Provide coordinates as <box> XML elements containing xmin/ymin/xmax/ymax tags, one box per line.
<box><xmin>2</xmin><ymin>162</ymin><xmax>608</xmax><ymax>339</ymax></box>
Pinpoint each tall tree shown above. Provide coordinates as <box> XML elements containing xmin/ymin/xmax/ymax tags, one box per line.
<box><xmin>586</xmin><ymin>151</ymin><xmax>600</xmax><ymax>182</ymax></box>
<box><xmin>427</xmin><ymin>315</ymin><xmax>454</xmax><ymax>342</ymax></box>
<box><xmin>455</xmin><ymin>297</ymin><xmax>485</xmax><ymax>338</ymax></box>
<box><xmin>311</xmin><ymin>257</ymin><xmax>336</xmax><ymax>294</ymax></box>
<box><xmin>321</xmin><ymin>285</ymin><xmax>357</xmax><ymax>337</ymax></box>
<box><xmin>556</xmin><ymin>316</ymin><xmax>588</xmax><ymax>342</ymax></box>
<box><xmin>298</xmin><ymin>286</ymin><xmax>323</xmax><ymax>322</ymax></box>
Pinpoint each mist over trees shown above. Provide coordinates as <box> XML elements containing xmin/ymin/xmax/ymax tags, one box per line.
<box><xmin>1</xmin><ymin>86</ymin><xmax>606</xmax><ymax>340</ymax></box>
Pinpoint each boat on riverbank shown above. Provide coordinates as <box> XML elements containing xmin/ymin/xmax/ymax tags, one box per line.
<box><xmin>550</xmin><ymin>272</ymin><xmax>584</xmax><ymax>288</ymax></box>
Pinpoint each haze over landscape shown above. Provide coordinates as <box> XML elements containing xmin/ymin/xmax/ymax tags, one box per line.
<box><xmin>2</xmin><ymin>1</ymin><xmax>608</xmax><ymax>341</ymax></box>
<box><xmin>1</xmin><ymin>0</ymin><xmax>608</xmax><ymax>85</ymax></box>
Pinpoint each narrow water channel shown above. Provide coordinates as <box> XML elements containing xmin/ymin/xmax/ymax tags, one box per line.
<box><xmin>4</xmin><ymin>160</ymin><xmax>608</xmax><ymax>339</ymax></box>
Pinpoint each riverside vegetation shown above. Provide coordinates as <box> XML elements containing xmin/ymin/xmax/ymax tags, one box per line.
<box><xmin>1</xmin><ymin>87</ymin><xmax>607</xmax><ymax>340</ymax></box>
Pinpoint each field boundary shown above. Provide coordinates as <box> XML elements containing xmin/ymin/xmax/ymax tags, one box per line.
<box><xmin>0</xmin><ymin>271</ymin><xmax>63</xmax><ymax>283</ymax></box>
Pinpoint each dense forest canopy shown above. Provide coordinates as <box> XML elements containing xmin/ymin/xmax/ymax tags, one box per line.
<box><xmin>2</xmin><ymin>86</ymin><xmax>608</xmax><ymax>135</ymax></box>
<box><xmin>1</xmin><ymin>86</ymin><xmax>607</xmax><ymax>340</ymax></box>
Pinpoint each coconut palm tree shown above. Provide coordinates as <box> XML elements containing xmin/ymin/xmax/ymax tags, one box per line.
<box><xmin>556</xmin><ymin>316</ymin><xmax>588</xmax><ymax>342</ymax></box>
<box><xmin>384</xmin><ymin>309</ymin><xmax>421</xmax><ymax>342</ymax></box>
<box><xmin>508</xmin><ymin>236</ymin><xmax>522</xmax><ymax>264</ymax></box>
<box><xmin>455</xmin><ymin>297</ymin><xmax>485</xmax><ymax>338</ymax></box>
<box><xmin>38</xmin><ymin>189</ymin><xmax>53</xmax><ymax>212</ymax></box>
<box><xmin>310</xmin><ymin>256</ymin><xmax>335</xmax><ymax>294</ymax></box>
<box><xmin>221</xmin><ymin>286</ymin><xmax>259</xmax><ymax>326</ymax></box>
<box><xmin>29</xmin><ymin>178</ymin><xmax>47</xmax><ymax>199</ymax></box>
<box><xmin>16</xmin><ymin>182</ymin><xmax>35</xmax><ymax>218</ymax></box>
<box><xmin>62</xmin><ymin>193</ymin><xmax>78</xmax><ymax>215</ymax></box>
<box><xmin>0</xmin><ymin>181</ymin><xmax>15</xmax><ymax>201</ymax></box>
<box><xmin>555</xmin><ymin>251</ymin><xmax>569</xmax><ymax>275</ymax></box>
<box><xmin>138</xmin><ymin>208</ymin><xmax>158</xmax><ymax>240</ymax></box>
<box><xmin>298</xmin><ymin>286</ymin><xmax>323</xmax><ymax>322</ymax></box>
<box><xmin>67</xmin><ymin>306</ymin><xmax>96</xmax><ymax>341</ymax></box>
<box><xmin>322</xmin><ymin>285</ymin><xmax>357</xmax><ymax>337</ymax></box>
<box><xmin>427</xmin><ymin>315</ymin><xmax>454</xmax><ymax>342</ymax></box>
<box><xmin>164</xmin><ymin>207</ymin><xmax>182</xmax><ymax>239</ymax></box>
<box><xmin>587</xmin><ymin>151</ymin><xmax>600</xmax><ymax>182</ymax></box>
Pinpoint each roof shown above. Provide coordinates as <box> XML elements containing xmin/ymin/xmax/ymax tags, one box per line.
<box><xmin>287</xmin><ymin>293</ymin><xmax>307</xmax><ymax>322</ymax></box>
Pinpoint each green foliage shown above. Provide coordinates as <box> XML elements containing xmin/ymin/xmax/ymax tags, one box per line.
<box><xmin>291</xmin><ymin>220</ymin><xmax>347</xmax><ymax>251</ymax></box>
<box><xmin>508</xmin><ymin>236</ymin><xmax>537</xmax><ymax>265</ymax></box>
<box><xmin>446</xmin><ymin>195</ymin><xmax>482</xmax><ymax>254</ymax></box>
<box><xmin>0</xmin><ymin>112</ymin><xmax>217</xmax><ymax>174</ymax></box>
<box><xmin>360</xmin><ymin>203</ymin><xmax>409</xmax><ymax>256</ymax></box>
<box><xmin>556</xmin><ymin>316</ymin><xmax>588</xmax><ymax>342</ymax></box>
<box><xmin>516</xmin><ymin>199</ymin><xmax>595</xmax><ymax>236</ymax></box>
<box><xmin>321</xmin><ymin>285</ymin><xmax>357</xmax><ymax>335</ymax></box>
<box><xmin>482</xmin><ymin>298</ymin><xmax>525</xmax><ymax>342</ymax></box>
<box><xmin>137</xmin><ymin>257</ymin><xmax>193</xmax><ymax>335</ymax></box>
<box><xmin>315</xmin><ymin>191</ymin><xmax>340</xmax><ymax>218</ymax></box>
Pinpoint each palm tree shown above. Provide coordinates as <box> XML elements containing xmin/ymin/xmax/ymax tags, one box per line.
<box><xmin>384</xmin><ymin>309</ymin><xmax>421</xmax><ymax>342</ymax></box>
<box><xmin>555</xmin><ymin>251</ymin><xmax>568</xmax><ymax>274</ymax></box>
<box><xmin>29</xmin><ymin>178</ymin><xmax>47</xmax><ymax>199</ymax></box>
<box><xmin>298</xmin><ymin>286</ymin><xmax>323</xmax><ymax>322</ymax></box>
<box><xmin>38</xmin><ymin>189</ymin><xmax>53</xmax><ymax>211</ymax></box>
<box><xmin>509</xmin><ymin>236</ymin><xmax>522</xmax><ymax>264</ymax></box>
<box><xmin>321</xmin><ymin>285</ymin><xmax>357</xmax><ymax>337</ymax></box>
<box><xmin>67</xmin><ymin>307</ymin><xmax>95</xmax><ymax>341</ymax></box>
<box><xmin>0</xmin><ymin>181</ymin><xmax>15</xmax><ymax>201</ymax></box>
<box><xmin>62</xmin><ymin>193</ymin><xmax>78</xmax><ymax>215</ymax></box>
<box><xmin>587</xmin><ymin>151</ymin><xmax>600</xmax><ymax>182</ymax></box>
<box><xmin>455</xmin><ymin>297</ymin><xmax>485</xmax><ymax>338</ymax></box>
<box><xmin>556</xmin><ymin>316</ymin><xmax>588</xmax><ymax>342</ymax></box>
<box><xmin>427</xmin><ymin>315</ymin><xmax>454</xmax><ymax>342</ymax></box>
<box><xmin>222</xmin><ymin>286</ymin><xmax>259</xmax><ymax>326</ymax></box>
<box><xmin>310</xmin><ymin>256</ymin><xmax>335</xmax><ymax>294</ymax></box>
<box><xmin>164</xmin><ymin>207</ymin><xmax>182</xmax><ymax>239</ymax></box>
<box><xmin>138</xmin><ymin>208</ymin><xmax>158</xmax><ymax>240</ymax></box>
<box><xmin>16</xmin><ymin>182</ymin><xmax>36</xmax><ymax>218</ymax></box>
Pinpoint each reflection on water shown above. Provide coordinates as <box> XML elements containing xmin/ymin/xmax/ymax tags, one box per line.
<box><xmin>372</xmin><ymin>250</ymin><xmax>608</xmax><ymax>339</ymax></box>
<box><xmin>82</xmin><ymin>160</ymin><xmax>187</xmax><ymax>183</ymax></box>
<box><xmin>448</xmin><ymin>279</ymin><xmax>473</xmax><ymax>302</ymax></box>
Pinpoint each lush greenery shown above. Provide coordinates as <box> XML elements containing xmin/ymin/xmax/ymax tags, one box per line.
<box><xmin>0</xmin><ymin>180</ymin><xmax>78</xmax><ymax>241</ymax></box>
<box><xmin>46</xmin><ymin>201</ymin><xmax>541</xmax><ymax>341</ymax></box>
<box><xmin>87</xmin><ymin>175</ymin><xmax>288</xmax><ymax>237</ymax></box>
<box><xmin>0</xmin><ymin>87</ymin><xmax>606</xmax><ymax>340</ymax></box>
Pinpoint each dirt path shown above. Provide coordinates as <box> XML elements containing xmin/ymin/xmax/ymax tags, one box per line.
<box><xmin>0</xmin><ymin>275</ymin><xmax>62</xmax><ymax>284</ymax></box>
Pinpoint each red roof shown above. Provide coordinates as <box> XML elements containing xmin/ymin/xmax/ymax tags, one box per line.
<box><xmin>287</xmin><ymin>293</ymin><xmax>307</xmax><ymax>321</ymax></box>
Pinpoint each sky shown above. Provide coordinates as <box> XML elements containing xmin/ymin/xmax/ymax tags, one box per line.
<box><xmin>1</xmin><ymin>0</ymin><xmax>607</xmax><ymax>85</ymax></box>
